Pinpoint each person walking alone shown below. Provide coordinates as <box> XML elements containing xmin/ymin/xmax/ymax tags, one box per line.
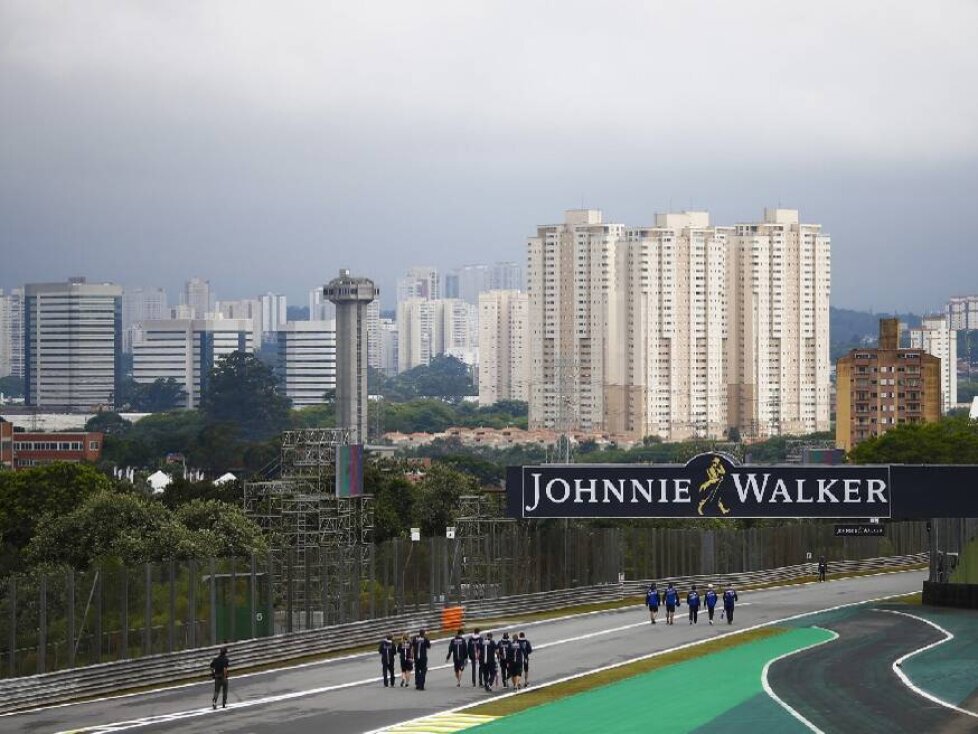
<box><xmin>646</xmin><ymin>583</ymin><xmax>661</xmax><ymax>624</ymax></box>
<box><xmin>723</xmin><ymin>584</ymin><xmax>739</xmax><ymax>624</ymax></box>
<box><xmin>379</xmin><ymin>634</ymin><xmax>397</xmax><ymax>688</ymax></box>
<box><xmin>818</xmin><ymin>556</ymin><xmax>828</xmax><ymax>582</ymax></box>
<box><xmin>412</xmin><ymin>628</ymin><xmax>431</xmax><ymax>690</ymax></box>
<box><xmin>209</xmin><ymin>647</ymin><xmax>230</xmax><ymax>710</ymax></box>
<box><xmin>705</xmin><ymin>584</ymin><xmax>718</xmax><ymax>625</ymax></box>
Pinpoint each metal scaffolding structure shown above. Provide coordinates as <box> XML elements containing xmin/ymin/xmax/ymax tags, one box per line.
<box><xmin>243</xmin><ymin>428</ymin><xmax>372</xmax><ymax>626</ymax></box>
<box><xmin>454</xmin><ymin>491</ymin><xmax>515</xmax><ymax>599</ymax></box>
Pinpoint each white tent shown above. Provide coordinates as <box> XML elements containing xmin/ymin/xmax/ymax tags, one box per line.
<box><xmin>214</xmin><ymin>472</ymin><xmax>237</xmax><ymax>486</ymax></box>
<box><xmin>971</xmin><ymin>397</ymin><xmax>978</xmax><ymax>421</ymax></box>
<box><xmin>147</xmin><ymin>470</ymin><xmax>172</xmax><ymax>494</ymax></box>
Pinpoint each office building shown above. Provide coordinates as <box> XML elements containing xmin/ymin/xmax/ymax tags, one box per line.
<box><xmin>325</xmin><ymin>270</ymin><xmax>378</xmax><ymax>444</ymax></box>
<box><xmin>216</xmin><ymin>298</ymin><xmax>262</xmax><ymax>346</ymax></box>
<box><xmin>910</xmin><ymin>315</ymin><xmax>957</xmax><ymax>411</ymax></box>
<box><xmin>276</xmin><ymin>321</ymin><xmax>336</xmax><ymax>407</ymax></box>
<box><xmin>836</xmin><ymin>318</ymin><xmax>942</xmax><ymax>451</ymax></box>
<box><xmin>132</xmin><ymin>318</ymin><xmax>254</xmax><ymax>408</ymax></box>
<box><xmin>479</xmin><ymin>290</ymin><xmax>529</xmax><ymax>406</ymax></box>
<box><xmin>25</xmin><ymin>279</ymin><xmax>123</xmax><ymax>411</ymax></box>
<box><xmin>8</xmin><ymin>430</ymin><xmax>104</xmax><ymax>469</ymax></box>
<box><xmin>183</xmin><ymin>277</ymin><xmax>213</xmax><ymax>318</ymax></box>
<box><xmin>0</xmin><ymin>288</ymin><xmax>24</xmax><ymax>379</ymax></box>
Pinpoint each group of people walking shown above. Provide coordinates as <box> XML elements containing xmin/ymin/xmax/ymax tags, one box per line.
<box><xmin>645</xmin><ymin>582</ymin><xmax>739</xmax><ymax>626</ymax></box>
<box><xmin>379</xmin><ymin>627</ymin><xmax>532</xmax><ymax>692</ymax></box>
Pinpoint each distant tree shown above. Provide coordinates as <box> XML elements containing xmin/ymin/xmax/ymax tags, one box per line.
<box><xmin>413</xmin><ymin>463</ymin><xmax>477</xmax><ymax>536</ymax></box>
<box><xmin>726</xmin><ymin>426</ymin><xmax>742</xmax><ymax>443</ymax></box>
<box><xmin>0</xmin><ymin>375</ymin><xmax>24</xmax><ymax>398</ymax></box>
<box><xmin>86</xmin><ymin>411</ymin><xmax>133</xmax><ymax>436</ymax></box>
<box><xmin>133</xmin><ymin>378</ymin><xmax>186</xmax><ymax>412</ymax></box>
<box><xmin>849</xmin><ymin>418</ymin><xmax>978</xmax><ymax>465</ymax></box>
<box><xmin>174</xmin><ymin>499</ymin><xmax>268</xmax><ymax>557</ymax></box>
<box><xmin>201</xmin><ymin>352</ymin><xmax>291</xmax><ymax>440</ymax></box>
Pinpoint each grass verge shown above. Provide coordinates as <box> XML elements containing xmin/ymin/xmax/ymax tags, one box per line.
<box><xmin>466</xmin><ymin>627</ymin><xmax>787</xmax><ymax>717</ymax></box>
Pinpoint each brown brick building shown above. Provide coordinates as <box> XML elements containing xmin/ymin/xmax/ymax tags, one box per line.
<box><xmin>836</xmin><ymin>318</ymin><xmax>942</xmax><ymax>452</ymax></box>
<box><xmin>0</xmin><ymin>418</ymin><xmax>12</xmax><ymax>469</ymax></box>
<box><xmin>8</xmin><ymin>430</ymin><xmax>104</xmax><ymax>469</ymax></box>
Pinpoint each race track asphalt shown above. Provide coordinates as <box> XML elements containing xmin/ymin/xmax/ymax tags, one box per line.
<box><xmin>0</xmin><ymin>569</ymin><xmax>925</xmax><ymax>734</ymax></box>
<box><xmin>769</xmin><ymin>607</ymin><xmax>978</xmax><ymax>734</ymax></box>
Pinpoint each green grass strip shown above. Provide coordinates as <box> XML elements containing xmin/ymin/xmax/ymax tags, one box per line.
<box><xmin>468</xmin><ymin>626</ymin><xmax>833</xmax><ymax>731</ymax></box>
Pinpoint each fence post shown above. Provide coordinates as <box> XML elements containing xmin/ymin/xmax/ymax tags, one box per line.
<box><xmin>230</xmin><ymin>557</ymin><xmax>237</xmax><ymax>642</ymax></box>
<box><xmin>286</xmin><ymin>549</ymin><xmax>294</xmax><ymax>633</ymax></box>
<box><xmin>303</xmin><ymin>549</ymin><xmax>311</xmax><ymax>631</ymax></box>
<box><xmin>38</xmin><ymin>574</ymin><xmax>47</xmax><ymax>674</ymax></box>
<box><xmin>7</xmin><ymin>577</ymin><xmax>14</xmax><ymax>676</ymax></box>
<box><xmin>144</xmin><ymin>564</ymin><xmax>152</xmax><ymax>656</ymax></box>
<box><xmin>67</xmin><ymin>569</ymin><xmax>75</xmax><ymax>669</ymax></box>
<box><xmin>188</xmin><ymin>560</ymin><xmax>196</xmax><ymax>650</ymax></box>
<box><xmin>209</xmin><ymin>558</ymin><xmax>217</xmax><ymax>645</ymax></box>
<box><xmin>167</xmin><ymin>561</ymin><xmax>175</xmax><ymax>653</ymax></box>
<box><xmin>95</xmin><ymin>567</ymin><xmax>102</xmax><ymax>664</ymax></box>
<box><xmin>250</xmin><ymin>554</ymin><xmax>257</xmax><ymax>640</ymax></box>
<box><xmin>121</xmin><ymin>566</ymin><xmax>129</xmax><ymax>660</ymax></box>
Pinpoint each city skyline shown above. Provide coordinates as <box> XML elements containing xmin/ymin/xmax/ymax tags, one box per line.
<box><xmin>2</xmin><ymin>3</ymin><xmax>977</xmax><ymax>313</ymax></box>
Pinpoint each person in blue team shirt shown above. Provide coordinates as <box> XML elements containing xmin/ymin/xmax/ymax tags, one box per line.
<box><xmin>704</xmin><ymin>584</ymin><xmax>719</xmax><ymax>625</ymax></box>
<box><xmin>412</xmin><ymin>628</ymin><xmax>431</xmax><ymax>690</ymax></box>
<box><xmin>445</xmin><ymin>628</ymin><xmax>468</xmax><ymax>687</ymax></box>
<box><xmin>479</xmin><ymin>632</ymin><xmax>497</xmax><ymax>691</ymax></box>
<box><xmin>723</xmin><ymin>584</ymin><xmax>739</xmax><ymax>624</ymax></box>
<box><xmin>467</xmin><ymin>628</ymin><xmax>482</xmax><ymax>687</ymax></box>
<box><xmin>379</xmin><ymin>633</ymin><xmax>397</xmax><ymax>687</ymax></box>
<box><xmin>645</xmin><ymin>583</ymin><xmax>661</xmax><ymax>625</ymax></box>
<box><xmin>687</xmin><ymin>585</ymin><xmax>701</xmax><ymax>624</ymax></box>
<box><xmin>664</xmin><ymin>582</ymin><xmax>681</xmax><ymax>625</ymax></box>
<box><xmin>517</xmin><ymin>632</ymin><xmax>533</xmax><ymax>685</ymax></box>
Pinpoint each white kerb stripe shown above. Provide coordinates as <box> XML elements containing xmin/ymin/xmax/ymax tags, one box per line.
<box><xmin>876</xmin><ymin>608</ymin><xmax>978</xmax><ymax>720</ymax></box>
<box><xmin>760</xmin><ymin>626</ymin><xmax>838</xmax><ymax>734</ymax></box>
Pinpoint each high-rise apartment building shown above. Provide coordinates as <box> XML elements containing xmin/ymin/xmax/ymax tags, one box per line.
<box><xmin>375</xmin><ymin>318</ymin><xmax>398</xmax><ymax>376</ymax></box>
<box><xmin>309</xmin><ymin>287</ymin><xmax>336</xmax><ymax>321</ymax></box>
<box><xmin>325</xmin><ymin>270</ymin><xmax>377</xmax><ymax>444</ymax></box>
<box><xmin>948</xmin><ymin>296</ymin><xmax>978</xmax><ymax>331</ymax></box>
<box><xmin>397</xmin><ymin>298</ymin><xmax>476</xmax><ymax>372</ymax></box>
<box><xmin>526</xmin><ymin>208</ymin><xmax>831</xmax><ymax>440</ymax></box>
<box><xmin>836</xmin><ymin>319</ymin><xmax>941</xmax><ymax>451</ymax></box>
<box><xmin>132</xmin><ymin>318</ymin><xmax>254</xmax><ymax>408</ymax></box>
<box><xmin>397</xmin><ymin>267</ymin><xmax>440</xmax><ymax>302</ymax></box>
<box><xmin>479</xmin><ymin>290</ymin><xmax>529</xmax><ymax>406</ymax></box>
<box><xmin>910</xmin><ymin>315</ymin><xmax>957</xmax><ymax>411</ymax></box>
<box><xmin>183</xmin><ymin>277</ymin><xmax>213</xmax><ymax>318</ymax></box>
<box><xmin>25</xmin><ymin>279</ymin><xmax>123</xmax><ymax>411</ymax></box>
<box><xmin>122</xmin><ymin>286</ymin><xmax>168</xmax><ymax>353</ymax></box>
<box><xmin>445</xmin><ymin>263</ymin><xmax>525</xmax><ymax>305</ymax></box>
<box><xmin>276</xmin><ymin>321</ymin><xmax>336</xmax><ymax>408</ymax></box>
<box><xmin>0</xmin><ymin>288</ymin><xmax>25</xmax><ymax>379</ymax></box>
<box><xmin>260</xmin><ymin>292</ymin><xmax>287</xmax><ymax>340</ymax></box>
<box><xmin>216</xmin><ymin>299</ymin><xmax>262</xmax><ymax>346</ymax></box>
<box><xmin>726</xmin><ymin>209</ymin><xmax>832</xmax><ymax>438</ymax></box>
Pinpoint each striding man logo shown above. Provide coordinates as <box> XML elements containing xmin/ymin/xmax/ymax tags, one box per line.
<box><xmin>697</xmin><ymin>455</ymin><xmax>732</xmax><ymax>516</ymax></box>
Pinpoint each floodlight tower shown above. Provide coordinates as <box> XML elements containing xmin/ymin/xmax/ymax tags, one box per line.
<box><xmin>324</xmin><ymin>270</ymin><xmax>378</xmax><ymax>444</ymax></box>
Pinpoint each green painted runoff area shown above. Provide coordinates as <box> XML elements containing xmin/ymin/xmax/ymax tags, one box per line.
<box><xmin>470</xmin><ymin>627</ymin><xmax>831</xmax><ymax>734</ymax></box>
<box><xmin>894</xmin><ymin>606</ymin><xmax>978</xmax><ymax>706</ymax></box>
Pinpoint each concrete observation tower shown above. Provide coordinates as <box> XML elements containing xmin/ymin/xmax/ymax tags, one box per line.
<box><xmin>324</xmin><ymin>270</ymin><xmax>377</xmax><ymax>444</ymax></box>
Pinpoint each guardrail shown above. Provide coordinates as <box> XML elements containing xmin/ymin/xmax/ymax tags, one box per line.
<box><xmin>0</xmin><ymin>553</ymin><xmax>926</xmax><ymax>715</ymax></box>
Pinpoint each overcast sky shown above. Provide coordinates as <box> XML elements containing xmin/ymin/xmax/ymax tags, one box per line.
<box><xmin>2</xmin><ymin>1</ymin><xmax>976</xmax><ymax>312</ymax></box>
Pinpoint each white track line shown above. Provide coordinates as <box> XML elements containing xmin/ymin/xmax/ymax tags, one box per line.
<box><xmin>876</xmin><ymin>609</ymin><xmax>978</xmax><ymax>720</ymax></box>
<box><xmin>761</xmin><ymin>626</ymin><xmax>838</xmax><ymax>733</ymax></box>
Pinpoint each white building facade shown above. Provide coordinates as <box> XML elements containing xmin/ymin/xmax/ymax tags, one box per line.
<box><xmin>0</xmin><ymin>288</ymin><xmax>25</xmax><ymax>379</ymax></box>
<box><xmin>478</xmin><ymin>290</ymin><xmax>529</xmax><ymax>406</ymax></box>
<box><xmin>910</xmin><ymin>315</ymin><xmax>957</xmax><ymax>412</ymax></box>
<box><xmin>183</xmin><ymin>277</ymin><xmax>213</xmax><ymax>319</ymax></box>
<box><xmin>25</xmin><ymin>279</ymin><xmax>123</xmax><ymax>411</ymax></box>
<box><xmin>132</xmin><ymin>318</ymin><xmax>255</xmax><ymax>408</ymax></box>
<box><xmin>948</xmin><ymin>296</ymin><xmax>978</xmax><ymax>331</ymax></box>
<box><xmin>122</xmin><ymin>286</ymin><xmax>168</xmax><ymax>353</ymax></box>
<box><xmin>276</xmin><ymin>321</ymin><xmax>336</xmax><ymax>407</ymax></box>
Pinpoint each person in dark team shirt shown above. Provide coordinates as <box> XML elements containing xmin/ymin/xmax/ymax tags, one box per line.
<box><xmin>646</xmin><ymin>583</ymin><xmax>661</xmax><ymax>625</ymax></box>
<box><xmin>704</xmin><ymin>584</ymin><xmax>719</xmax><ymax>625</ymax></box>
<box><xmin>479</xmin><ymin>632</ymin><xmax>498</xmax><ymax>691</ymax></box>
<box><xmin>209</xmin><ymin>647</ymin><xmax>230</xmax><ymax>710</ymax></box>
<box><xmin>379</xmin><ymin>633</ymin><xmax>397</xmax><ymax>687</ymax></box>
<box><xmin>517</xmin><ymin>632</ymin><xmax>533</xmax><ymax>686</ymax></box>
<box><xmin>467</xmin><ymin>628</ymin><xmax>482</xmax><ymax>687</ymax></box>
<box><xmin>687</xmin><ymin>585</ymin><xmax>701</xmax><ymax>624</ymax></box>
<box><xmin>723</xmin><ymin>584</ymin><xmax>739</xmax><ymax>624</ymax></box>
<box><xmin>446</xmin><ymin>628</ymin><xmax>468</xmax><ymax>687</ymax></box>
<box><xmin>664</xmin><ymin>583</ymin><xmax>681</xmax><ymax>625</ymax></box>
<box><xmin>412</xmin><ymin>628</ymin><xmax>431</xmax><ymax>690</ymax></box>
<box><xmin>398</xmin><ymin>633</ymin><xmax>414</xmax><ymax>687</ymax></box>
<box><xmin>496</xmin><ymin>632</ymin><xmax>513</xmax><ymax>688</ymax></box>
<box><xmin>508</xmin><ymin>631</ymin><xmax>524</xmax><ymax>690</ymax></box>
<box><xmin>818</xmin><ymin>555</ymin><xmax>828</xmax><ymax>582</ymax></box>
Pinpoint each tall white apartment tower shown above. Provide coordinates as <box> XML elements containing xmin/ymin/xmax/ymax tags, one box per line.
<box><xmin>608</xmin><ymin>213</ymin><xmax>729</xmax><ymax>440</ymax></box>
<box><xmin>325</xmin><ymin>270</ymin><xmax>377</xmax><ymax>444</ymax></box>
<box><xmin>479</xmin><ymin>290</ymin><xmax>529</xmax><ymax>406</ymax></box>
<box><xmin>527</xmin><ymin>209</ymin><xmax>623</xmax><ymax>431</ymax></box>
<box><xmin>397</xmin><ymin>267</ymin><xmax>440</xmax><ymax>302</ymax></box>
<box><xmin>910</xmin><ymin>315</ymin><xmax>957</xmax><ymax>412</ymax></box>
<box><xmin>397</xmin><ymin>298</ymin><xmax>435</xmax><ymax>371</ymax></box>
<box><xmin>183</xmin><ymin>277</ymin><xmax>212</xmax><ymax>319</ymax></box>
<box><xmin>948</xmin><ymin>296</ymin><xmax>978</xmax><ymax>330</ymax></box>
<box><xmin>0</xmin><ymin>288</ymin><xmax>25</xmax><ymax>379</ymax></box>
<box><xmin>260</xmin><ymin>292</ymin><xmax>288</xmax><ymax>339</ymax></box>
<box><xmin>726</xmin><ymin>209</ymin><xmax>831</xmax><ymax>438</ymax></box>
<box><xmin>122</xmin><ymin>286</ymin><xmax>168</xmax><ymax>353</ymax></box>
<box><xmin>25</xmin><ymin>279</ymin><xmax>123</xmax><ymax>410</ymax></box>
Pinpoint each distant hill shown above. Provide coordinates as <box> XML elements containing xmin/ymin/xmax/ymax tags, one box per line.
<box><xmin>830</xmin><ymin>307</ymin><xmax>922</xmax><ymax>361</ymax></box>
